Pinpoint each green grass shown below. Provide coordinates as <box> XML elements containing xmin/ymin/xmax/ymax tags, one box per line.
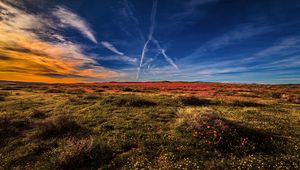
<box><xmin>0</xmin><ymin>84</ymin><xmax>299</xmax><ymax>169</ymax></box>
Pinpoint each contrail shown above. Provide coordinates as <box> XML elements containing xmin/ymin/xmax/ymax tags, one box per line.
<box><xmin>152</xmin><ymin>38</ymin><xmax>179</xmax><ymax>70</ymax></box>
<box><xmin>124</xmin><ymin>0</ymin><xmax>145</xmax><ymax>43</ymax></box>
<box><xmin>137</xmin><ymin>0</ymin><xmax>157</xmax><ymax>79</ymax></box>
<box><xmin>148</xmin><ymin>0</ymin><xmax>157</xmax><ymax>39</ymax></box>
<box><xmin>136</xmin><ymin>0</ymin><xmax>178</xmax><ymax>79</ymax></box>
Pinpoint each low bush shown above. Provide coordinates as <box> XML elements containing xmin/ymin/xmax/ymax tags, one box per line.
<box><xmin>45</xmin><ymin>89</ymin><xmax>65</xmax><ymax>93</ymax></box>
<box><xmin>0</xmin><ymin>92</ymin><xmax>10</xmax><ymax>101</ymax></box>
<box><xmin>102</xmin><ymin>95</ymin><xmax>156</xmax><ymax>107</ymax></box>
<box><xmin>83</xmin><ymin>94</ymin><xmax>100</xmax><ymax>100</ymax></box>
<box><xmin>1</xmin><ymin>86</ymin><xmax>21</xmax><ymax>90</ymax></box>
<box><xmin>0</xmin><ymin>116</ymin><xmax>30</xmax><ymax>145</ymax></box>
<box><xmin>30</xmin><ymin>109</ymin><xmax>46</xmax><ymax>119</ymax></box>
<box><xmin>58</xmin><ymin>137</ymin><xmax>113</xmax><ymax>169</ymax></box>
<box><xmin>65</xmin><ymin>89</ymin><xmax>85</xmax><ymax>94</ymax></box>
<box><xmin>178</xmin><ymin>96</ymin><xmax>212</xmax><ymax>106</ymax></box>
<box><xmin>36</xmin><ymin>116</ymin><xmax>89</xmax><ymax>138</ymax></box>
<box><xmin>231</xmin><ymin>100</ymin><xmax>265</xmax><ymax>107</ymax></box>
<box><xmin>121</xmin><ymin>87</ymin><xmax>134</xmax><ymax>92</ymax></box>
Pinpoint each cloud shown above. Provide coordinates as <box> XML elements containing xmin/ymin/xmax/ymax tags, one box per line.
<box><xmin>173</xmin><ymin>0</ymin><xmax>219</xmax><ymax>19</ymax></box>
<box><xmin>197</xmin><ymin>24</ymin><xmax>268</xmax><ymax>54</ymax></box>
<box><xmin>101</xmin><ymin>41</ymin><xmax>124</xmax><ymax>56</ymax></box>
<box><xmin>53</xmin><ymin>6</ymin><xmax>98</xmax><ymax>44</ymax></box>
<box><xmin>255</xmin><ymin>37</ymin><xmax>300</xmax><ymax>57</ymax></box>
<box><xmin>181</xmin><ymin>23</ymin><xmax>270</xmax><ymax>63</ymax></box>
<box><xmin>98</xmin><ymin>55</ymin><xmax>137</xmax><ymax>64</ymax></box>
<box><xmin>0</xmin><ymin>1</ymin><xmax>124</xmax><ymax>83</ymax></box>
<box><xmin>100</xmin><ymin>41</ymin><xmax>137</xmax><ymax>64</ymax></box>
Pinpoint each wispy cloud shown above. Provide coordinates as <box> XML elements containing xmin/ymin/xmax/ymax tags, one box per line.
<box><xmin>197</xmin><ymin>24</ymin><xmax>268</xmax><ymax>55</ymax></box>
<box><xmin>53</xmin><ymin>6</ymin><xmax>98</xmax><ymax>44</ymax></box>
<box><xmin>255</xmin><ymin>37</ymin><xmax>300</xmax><ymax>57</ymax></box>
<box><xmin>0</xmin><ymin>1</ymin><xmax>124</xmax><ymax>83</ymax></box>
<box><xmin>100</xmin><ymin>41</ymin><xmax>137</xmax><ymax>64</ymax></box>
<box><xmin>173</xmin><ymin>0</ymin><xmax>219</xmax><ymax>19</ymax></box>
<box><xmin>181</xmin><ymin>23</ymin><xmax>270</xmax><ymax>63</ymax></box>
<box><xmin>101</xmin><ymin>41</ymin><xmax>124</xmax><ymax>56</ymax></box>
<box><xmin>98</xmin><ymin>55</ymin><xmax>137</xmax><ymax>64</ymax></box>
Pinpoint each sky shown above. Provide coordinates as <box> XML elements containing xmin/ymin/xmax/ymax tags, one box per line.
<box><xmin>0</xmin><ymin>0</ymin><xmax>299</xmax><ymax>83</ymax></box>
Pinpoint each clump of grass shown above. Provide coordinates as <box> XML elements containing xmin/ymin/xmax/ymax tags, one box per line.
<box><xmin>29</xmin><ymin>109</ymin><xmax>46</xmax><ymax>119</ymax></box>
<box><xmin>95</xmin><ymin>89</ymin><xmax>105</xmax><ymax>92</ymax></box>
<box><xmin>67</xmin><ymin>96</ymin><xmax>90</xmax><ymax>105</ymax></box>
<box><xmin>101</xmin><ymin>85</ymin><xmax>110</xmax><ymax>89</ymax></box>
<box><xmin>0</xmin><ymin>92</ymin><xmax>10</xmax><ymax>101</ymax></box>
<box><xmin>57</xmin><ymin>137</ymin><xmax>113</xmax><ymax>169</ymax></box>
<box><xmin>102</xmin><ymin>95</ymin><xmax>156</xmax><ymax>107</ymax></box>
<box><xmin>36</xmin><ymin>116</ymin><xmax>89</xmax><ymax>139</ymax></box>
<box><xmin>65</xmin><ymin>89</ymin><xmax>85</xmax><ymax>94</ymax></box>
<box><xmin>1</xmin><ymin>86</ymin><xmax>22</xmax><ymax>90</ymax></box>
<box><xmin>121</xmin><ymin>87</ymin><xmax>141</xmax><ymax>92</ymax></box>
<box><xmin>121</xmin><ymin>87</ymin><xmax>134</xmax><ymax>92</ymax></box>
<box><xmin>231</xmin><ymin>100</ymin><xmax>265</xmax><ymax>107</ymax></box>
<box><xmin>0</xmin><ymin>116</ymin><xmax>30</xmax><ymax>145</ymax></box>
<box><xmin>269</xmin><ymin>92</ymin><xmax>283</xmax><ymax>99</ymax></box>
<box><xmin>45</xmin><ymin>89</ymin><xmax>65</xmax><ymax>93</ymax></box>
<box><xmin>83</xmin><ymin>94</ymin><xmax>100</xmax><ymax>100</ymax></box>
<box><xmin>178</xmin><ymin>96</ymin><xmax>211</xmax><ymax>106</ymax></box>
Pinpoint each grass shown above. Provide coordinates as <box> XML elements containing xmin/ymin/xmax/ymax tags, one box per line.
<box><xmin>0</xmin><ymin>82</ymin><xmax>299</xmax><ymax>169</ymax></box>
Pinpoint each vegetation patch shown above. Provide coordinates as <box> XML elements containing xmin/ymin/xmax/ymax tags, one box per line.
<box><xmin>178</xmin><ymin>96</ymin><xmax>212</xmax><ymax>106</ymax></box>
<box><xmin>0</xmin><ymin>116</ymin><xmax>30</xmax><ymax>145</ymax></box>
<box><xmin>57</xmin><ymin>137</ymin><xmax>113</xmax><ymax>169</ymax></box>
<box><xmin>36</xmin><ymin>116</ymin><xmax>90</xmax><ymax>139</ymax></box>
<box><xmin>101</xmin><ymin>95</ymin><xmax>157</xmax><ymax>107</ymax></box>
<box><xmin>0</xmin><ymin>92</ymin><xmax>10</xmax><ymax>101</ymax></box>
<box><xmin>176</xmin><ymin>110</ymin><xmax>282</xmax><ymax>155</ymax></box>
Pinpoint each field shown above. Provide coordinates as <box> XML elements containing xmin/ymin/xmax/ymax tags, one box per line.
<box><xmin>0</xmin><ymin>81</ymin><xmax>299</xmax><ymax>169</ymax></box>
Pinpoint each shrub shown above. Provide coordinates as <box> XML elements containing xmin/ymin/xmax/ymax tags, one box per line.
<box><xmin>102</xmin><ymin>95</ymin><xmax>156</xmax><ymax>107</ymax></box>
<box><xmin>178</xmin><ymin>96</ymin><xmax>211</xmax><ymax>106</ymax></box>
<box><xmin>0</xmin><ymin>116</ymin><xmax>30</xmax><ymax>145</ymax></box>
<box><xmin>231</xmin><ymin>100</ymin><xmax>265</xmax><ymax>107</ymax></box>
<box><xmin>58</xmin><ymin>137</ymin><xmax>113</xmax><ymax>169</ymax></box>
<box><xmin>121</xmin><ymin>87</ymin><xmax>134</xmax><ymax>92</ymax></box>
<box><xmin>83</xmin><ymin>94</ymin><xmax>100</xmax><ymax>100</ymax></box>
<box><xmin>45</xmin><ymin>89</ymin><xmax>65</xmax><ymax>93</ymax></box>
<box><xmin>270</xmin><ymin>92</ymin><xmax>282</xmax><ymax>99</ymax></box>
<box><xmin>65</xmin><ymin>89</ymin><xmax>85</xmax><ymax>94</ymax></box>
<box><xmin>36</xmin><ymin>116</ymin><xmax>89</xmax><ymax>138</ymax></box>
<box><xmin>0</xmin><ymin>92</ymin><xmax>10</xmax><ymax>101</ymax></box>
<box><xmin>95</xmin><ymin>89</ymin><xmax>105</xmax><ymax>92</ymax></box>
<box><xmin>30</xmin><ymin>109</ymin><xmax>46</xmax><ymax>119</ymax></box>
<box><xmin>1</xmin><ymin>86</ymin><xmax>21</xmax><ymax>90</ymax></box>
<box><xmin>101</xmin><ymin>85</ymin><xmax>110</xmax><ymax>89</ymax></box>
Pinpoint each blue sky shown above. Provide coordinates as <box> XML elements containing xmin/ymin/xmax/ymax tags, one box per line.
<box><xmin>0</xmin><ymin>0</ymin><xmax>299</xmax><ymax>83</ymax></box>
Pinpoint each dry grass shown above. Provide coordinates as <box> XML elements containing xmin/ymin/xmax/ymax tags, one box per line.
<box><xmin>0</xmin><ymin>82</ymin><xmax>299</xmax><ymax>169</ymax></box>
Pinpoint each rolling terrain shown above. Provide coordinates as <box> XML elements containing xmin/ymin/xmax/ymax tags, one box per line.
<box><xmin>0</xmin><ymin>81</ymin><xmax>299</xmax><ymax>169</ymax></box>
